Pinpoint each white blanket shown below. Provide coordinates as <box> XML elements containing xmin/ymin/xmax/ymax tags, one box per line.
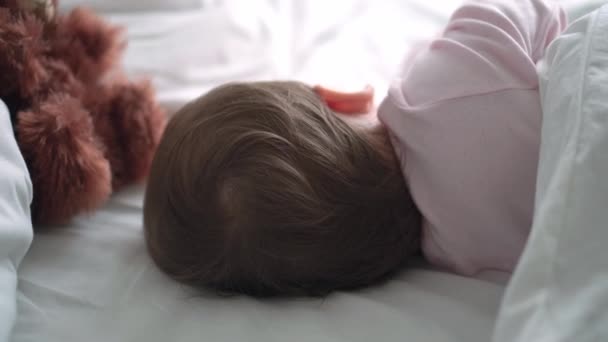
<box><xmin>0</xmin><ymin>100</ymin><xmax>33</xmax><ymax>341</ymax></box>
<box><xmin>494</xmin><ymin>4</ymin><xmax>608</xmax><ymax>342</ymax></box>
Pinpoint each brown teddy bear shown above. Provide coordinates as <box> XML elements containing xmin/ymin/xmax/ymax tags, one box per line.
<box><xmin>0</xmin><ymin>0</ymin><xmax>166</xmax><ymax>225</ymax></box>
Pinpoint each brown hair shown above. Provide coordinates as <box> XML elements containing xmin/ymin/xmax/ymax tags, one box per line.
<box><xmin>144</xmin><ymin>81</ymin><xmax>420</xmax><ymax>297</ymax></box>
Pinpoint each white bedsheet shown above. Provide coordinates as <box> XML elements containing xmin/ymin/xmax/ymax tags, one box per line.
<box><xmin>14</xmin><ymin>186</ymin><xmax>504</xmax><ymax>342</ymax></box>
<box><xmin>9</xmin><ymin>1</ymin><xmax>600</xmax><ymax>342</ymax></box>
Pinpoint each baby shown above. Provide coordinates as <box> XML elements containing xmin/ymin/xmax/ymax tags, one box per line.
<box><xmin>144</xmin><ymin>0</ymin><xmax>566</xmax><ymax>296</ymax></box>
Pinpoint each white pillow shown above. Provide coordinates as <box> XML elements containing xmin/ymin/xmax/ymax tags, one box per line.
<box><xmin>0</xmin><ymin>100</ymin><xmax>33</xmax><ymax>341</ymax></box>
<box><xmin>493</xmin><ymin>5</ymin><xmax>608</xmax><ymax>342</ymax></box>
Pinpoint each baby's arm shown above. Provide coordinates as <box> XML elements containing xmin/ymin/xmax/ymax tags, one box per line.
<box><xmin>448</xmin><ymin>0</ymin><xmax>567</xmax><ymax>62</ymax></box>
<box><xmin>378</xmin><ymin>0</ymin><xmax>567</xmax><ymax>274</ymax></box>
<box><xmin>397</xmin><ymin>0</ymin><xmax>567</xmax><ymax>106</ymax></box>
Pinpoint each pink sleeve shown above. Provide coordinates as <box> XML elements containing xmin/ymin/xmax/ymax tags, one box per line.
<box><xmin>400</xmin><ymin>0</ymin><xmax>567</xmax><ymax>106</ymax></box>
<box><xmin>379</xmin><ymin>0</ymin><xmax>566</xmax><ymax>275</ymax></box>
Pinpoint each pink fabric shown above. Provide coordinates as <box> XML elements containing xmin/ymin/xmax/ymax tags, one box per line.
<box><xmin>378</xmin><ymin>0</ymin><xmax>566</xmax><ymax>275</ymax></box>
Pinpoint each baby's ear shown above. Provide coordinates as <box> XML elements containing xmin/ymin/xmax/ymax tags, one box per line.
<box><xmin>313</xmin><ymin>85</ymin><xmax>374</xmax><ymax>115</ymax></box>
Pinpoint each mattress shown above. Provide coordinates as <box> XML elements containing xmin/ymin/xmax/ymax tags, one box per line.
<box><xmin>9</xmin><ymin>1</ymin><xmax>602</xmax><ymax>342</ymax></box>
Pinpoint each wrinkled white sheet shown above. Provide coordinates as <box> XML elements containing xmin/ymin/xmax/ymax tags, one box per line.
<box><xmin>14</xmin><ymin>185</ymin><xmax>503</xmax><ymax>342</ymax></box>
<box><xmin>104</xmin><ymin>0</ymin><xmax>466</xmax><ymax>113</ymax></box>
<box><xmin>493</xmin><ymin>4</ymin><xmax>608</xmax><ymax>342</ymax></box>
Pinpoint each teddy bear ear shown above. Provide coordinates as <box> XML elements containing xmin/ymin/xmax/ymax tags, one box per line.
<box><xmin>50</xmin><ymin>7</ymin><xmax>125</xmax><ymax>84</ymax></box>
<box><xmin>17</xmin><ymin>94</ymin><xmax>112</xmax><ymax>225</ymax></box>
<box><xmin>0</xmin><ymin>10</ymin><xmax>50</xmax><ymax>111</ymax></box>
<box><xmin>2</xmin><ymin>0</ymin><xmax>56</xmax><ymax>21</ymax></box>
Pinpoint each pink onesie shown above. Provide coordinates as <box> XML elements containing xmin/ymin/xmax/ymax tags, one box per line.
<box><xmin>378</xmin><ymin>0</ymin><xmax>567</xmax><ymax>275</ymax></box>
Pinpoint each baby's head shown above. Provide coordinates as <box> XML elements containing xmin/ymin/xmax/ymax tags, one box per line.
<box><xmin>144</xmin><ymin>81</ymin><xmax>420</xmax><ymax>297</ymax></box>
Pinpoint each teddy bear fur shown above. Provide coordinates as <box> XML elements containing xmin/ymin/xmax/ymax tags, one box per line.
<box><xmin>0</xmin><ymin>0</ymin><xmax>166</xmax><ymax>225</ymax></box>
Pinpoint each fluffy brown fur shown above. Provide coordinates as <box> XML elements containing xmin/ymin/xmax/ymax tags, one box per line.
<box><xmin>49</xmin><ymin>7</ymin><xmax>124</xmax><ymax>84</ymax></box>
<box><xmin>85</xmin><ymin>80</ymin><xmax>165</xmax><ymax>189</ymax></box>
<box><xmin>18</xmin><ymin>95</ymin><xmax>112</xmax><ymax>224</ymax></box>
<box><xmin>0</xmin><ymin>9</ymin><xmax>47</xmax><ymax>105</ymax></box>
<box><xmin>0</xmin><ymin>0</ymin><xmax>165</xmax><ymax>225</ymax></box>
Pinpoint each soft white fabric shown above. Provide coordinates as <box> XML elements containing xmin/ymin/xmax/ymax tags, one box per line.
<box><xmin>104</xmin><ymin>0</ymin><xmax>283</xmax><ymax>114</ymax></box>
<box><xmin>560</xmin><ymin>0</ymin><xmax>606</xmax><ymax>20</ymax></box>
<box><xmin>103</xmin><ymin>0</ymin><xmax>464</xmax><ymax>114</ymax></box>
<box><xmin>0</xmin><ymin>100</ymin><xmax>33</xmax><ymax>341</ymax></box>
<box><xmin>493</xmin><ymin>4</ymin><xmax>608</xmax><ymax>342</ymax></box>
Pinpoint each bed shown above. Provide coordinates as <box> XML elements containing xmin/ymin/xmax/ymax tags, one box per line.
<box><xmin>5</xmin><ymin>1</ymin><xmax>605</xmax><ymax>341</ymax></box>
